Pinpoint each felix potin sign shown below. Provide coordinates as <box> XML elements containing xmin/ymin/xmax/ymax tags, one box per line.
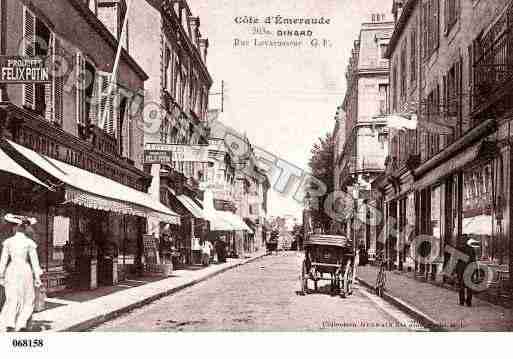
<box><xmin>145</xmin><ymin>143</ymin><xmax>209</xmax><ymax>162</ymax></box>
<box><xmin>144</xmin><ymin>150</ymin><xmax>172</xmax><ymax>164</ymax></box>
<box><xmin>0</xmin><ymin>56</ymin><xmax>50</xmax><ymax>84</ymax></box>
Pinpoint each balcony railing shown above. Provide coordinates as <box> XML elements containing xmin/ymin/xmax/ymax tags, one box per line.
<box><xmin>350</xmin><ymin>155</ymin><xmax>386</xmax><ymax>173</ymax></box>
<box><xmin>388</xmin><ymin>129</ymin><xmax>419</xmax><ymax>171</ymax></box>
<box><xmin>473</xmin><ymin>2</ymin><xmax>513</xmax><ymax>113</ymax></box>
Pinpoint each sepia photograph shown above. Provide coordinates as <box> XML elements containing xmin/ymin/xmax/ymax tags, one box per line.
<box><xmin>0</xmin><ymin>0</ymin><xmax>512</xmax><ymax>355</ymax></box>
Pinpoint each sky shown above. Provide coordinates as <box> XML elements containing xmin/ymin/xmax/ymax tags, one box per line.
<box><xmin>189</xmin><ymin>0</ymin><xmax>393</xmax><ymax>218</ymax></box>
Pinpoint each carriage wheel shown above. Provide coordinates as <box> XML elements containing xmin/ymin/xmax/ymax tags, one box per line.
<box><xmin>300</xmin><ymin>260</ymin><xmax>308</xmax><ymax>295</ymax></box>
<box><xmin>342</xmin><ymin>261</ymin><xmax>353</xmax><ymax>298</ymax></box>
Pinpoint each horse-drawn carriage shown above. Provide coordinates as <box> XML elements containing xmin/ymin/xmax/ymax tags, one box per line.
<box><xmin>300</xmin><ymin>234</ymin><xmax>355</xmax><ymax>297</ymax></box>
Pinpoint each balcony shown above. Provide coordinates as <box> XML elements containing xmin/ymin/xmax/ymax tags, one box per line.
<box><xmin>387</xmin><ymin>129</ymin><xmax>419</xmax><ymax>172</ymax></box>
<box><xmin>350</xmin><ymin>155</ymin><xmax>386</xmax><ymax>174</ymax></box>
<box><xmin>473</xmin><ymin>2</ymin><xmax>513</xmax><ymax>117</ymax></box>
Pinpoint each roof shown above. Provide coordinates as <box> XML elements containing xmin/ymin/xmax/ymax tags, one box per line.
<box><xmin>69</xmin><ymin>0</ymin><xmax>149</xmax><ymax>81</ymax></box>
<box><xmin>304</xmin><ymin>235</ymin><xmax>351</xmax><ymax>248</ymax></box>
<box><xmin>384</xmin><ymin>0</ymin><xmax>418</xmax><ymax>59</ymax></box>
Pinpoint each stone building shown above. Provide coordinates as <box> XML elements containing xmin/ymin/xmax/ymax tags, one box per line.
<box><xmin>376</xmin><ymin>0</ymin><xmax>513</xmax><ymax>294</ymax></box>
<box><xmin>0</xmin><ymin>0</ymin><xmax>179</xmax><ymax>293</ymax></box>
<box><xmin>126</xmin><ymin>0</ymin><xmax>213</xmax><ymax>263</ymax></box>
<box><xmin>334</xmin><ymin>15</ymin><xmax>393</xmax><ymax>258</ymax></box>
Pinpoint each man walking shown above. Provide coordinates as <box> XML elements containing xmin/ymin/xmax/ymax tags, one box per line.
<box><xmin>456</xmin><ymin>236</ymin><xmax>478</xmax><ymax>307</ymax></box>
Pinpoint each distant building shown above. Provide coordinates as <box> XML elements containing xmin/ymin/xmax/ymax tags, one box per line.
<box><xmin>124</xmin><ymin>0</ymin><xmax>213</xmax><ymax>263</ymax></box>
<box><xmin>334</xmin><ymin>14</ymin><xmax>393</xmax><ymax>258</ymax></box>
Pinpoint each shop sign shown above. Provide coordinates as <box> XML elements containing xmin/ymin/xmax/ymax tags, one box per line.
<box><xmin>0</xmin><ymin>56</ymin><xmax>50</xmax><ymax>84</ymax></box>
<box><xmin>145</xmin><ymin>143</ymin><xmax>209</xmax><ymax>162</ymax></box>
<box><xmin>144</xmin><ymin>150</ymin><xmax>172</xmax><ymax>164</ymax></box>
<box><xmin>143</xmin><ymin>235</ymin><xmax>159</xmax><ymax>264</ymax></box>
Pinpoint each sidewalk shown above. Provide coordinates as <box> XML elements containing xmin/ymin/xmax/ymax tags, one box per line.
<box><xmin>356</xmin><ymin>265</ymin><xmax>513</xmax><ymax>331</ymax></box>
<box><xmin>30</xmin><ymin>252</ymin><xmax>266</xmax><ymax>332</ymax></box>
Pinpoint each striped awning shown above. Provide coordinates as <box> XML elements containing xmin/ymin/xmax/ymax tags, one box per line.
<box><xmin>176</xmin><ymin>195</ymin><xmax>206</xmax><ymax>219</ymax></box>
<box><xmin>6</xmin><ymin>140</ymin><xmax>180</xmax><ymax>224</ymax></box>
<box><xmin>0</xmin><ymin>144</ymin><xmax>49</xmax><ymax>188</ymax></box>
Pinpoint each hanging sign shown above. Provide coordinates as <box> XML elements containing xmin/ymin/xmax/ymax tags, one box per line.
<box><xmin>145</xmin><ymin>143</ymin><xmax>209</xmax><ymax>162</ymax></box>
<box><xmin>144</xmin><ymin>150</ymin><xmax>172</xmax><ymax>164</ymax></box>
<box><xmin>0</xmin><ymin>56</ymin><xmax>50</xmax><ymax>84</ymax></box>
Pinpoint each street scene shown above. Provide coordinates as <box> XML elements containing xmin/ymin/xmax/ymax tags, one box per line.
<box><xmin>94</xmin><ymin>253</ymin><xmax>419</xmax><ymax>332</ymax></box>
<box><xmin>0</xmin><ymin>0</ymin><xmax>513</xmax><ymax>339</ymax></box>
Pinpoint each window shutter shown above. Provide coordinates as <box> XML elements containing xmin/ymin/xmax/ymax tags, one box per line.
<box><xmin>53</xmin><ymin>36</ymin><xmax>64</xmax><ymax>125</ymax></box>
<box><xmin>444</xmin><ymin>0</ymin><xmax>449</xmax><ymax>33</ymax></box>
<box><xmin>89</xmin><ymin>74</ymin><xmax>100</xmax><ymax>127</ymax></box>
<box><xmin>97</xmin><ymin>71</ymin><xmax>114</xmax><ymax>135</ymax></box>
<box><xmin>44</xmin><ymin>33</ymin><xmax>55</xmax><ymax>121</ymax></box>
<box><xmin>23</xmin><ymin>7</ymin><xmax>36</xmax><ymax>109</ymax></box>
<box><xmin>468</xmin><ymin>44</ymin><xmax>473</xmax><ymax>111</ymax></box>
<box><xmin>76</xmin><ymin>52</ymin><xmax>85</xmax><ymax>124</ymax></box>
<box><xmin>434</xmin><ymin>0</ymin><xmax>439</xmax><ymax>49</ymax></box>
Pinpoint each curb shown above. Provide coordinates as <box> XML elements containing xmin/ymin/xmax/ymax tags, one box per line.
<box><xmin>357</xmin><ymin>276</ymin><xmax>446</xmax><ymax>332</ymax></box>
<box><xmin>62</xmin><ymin>253</ymin><xmax>267</xmax><ymax>332</ymax></box>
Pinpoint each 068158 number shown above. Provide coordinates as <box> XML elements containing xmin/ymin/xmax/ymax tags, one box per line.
<box><xmin>11</xmin><ymin>339</ymin><xmax>44</xmax><ymax>348</ymax></box>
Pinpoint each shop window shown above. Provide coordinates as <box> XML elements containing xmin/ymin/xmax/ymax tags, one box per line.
<box><xmin>462</xmin><ymin>164</ymin><xmax>501</xmax><ymax>265</ymax></box>
<box><xmin>431</xmin><ymin>186</ymin><xmax>441</xmax><ymax>245</ymax></box>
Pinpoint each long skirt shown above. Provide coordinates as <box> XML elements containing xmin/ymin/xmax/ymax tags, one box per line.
<box><xmin>0</xmin><ymin>261</ymin><xmax>35</xmax><ymax>331</ymax></box>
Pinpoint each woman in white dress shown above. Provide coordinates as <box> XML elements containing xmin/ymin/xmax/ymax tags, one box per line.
<box><xmin>0</xmin><ymin>214</ymin><xmax>43</xmax><ymax>332</ymax></box>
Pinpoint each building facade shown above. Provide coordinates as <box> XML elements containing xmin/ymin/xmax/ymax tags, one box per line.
<box><xmin>377</xmin><ymin>0</ymin><xmax>513</xmax><ymax>292</ymax></box>
<box><xmin>0</xmin><ymin>0</ymin><xmax>179</xmax><ymax>293</ymax></box>
<box><xmin>127</xmin><ymin>0</ymin><xmax>213</xmax><ymax>263</ymax></box>
<box><xmin>334</xmin><ymin>15</ymin><xmax>393</xmax><ymax>259</ymax></box>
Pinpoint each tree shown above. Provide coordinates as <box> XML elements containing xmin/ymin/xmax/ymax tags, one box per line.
<box><xmin>307</xmin><ymin>132</ymin><xmax>335</xmax><ymax>232</ymax></box>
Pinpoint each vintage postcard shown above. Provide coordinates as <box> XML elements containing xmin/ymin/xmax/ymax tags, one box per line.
<box><xmin>0</xmin><ymin>0</ymin><xmax>512</xmax><ymax>354</ymax></box>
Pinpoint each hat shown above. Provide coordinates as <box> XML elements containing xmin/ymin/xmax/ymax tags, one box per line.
<box><xmin>467</xmin><ymin>239</ymin><xmax>480</xmax><ymax>248</ymax></box>
<box><xmin>4</xmin><ymin>214</ymin><xmax>37</xmax><ymax>225</ymax></box>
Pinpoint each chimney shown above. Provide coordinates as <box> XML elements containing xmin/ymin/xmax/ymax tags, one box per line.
<box><xmin>199</xmin><ymin>38</ymin><xmax>208</xmax><ymax>64</ymax></box>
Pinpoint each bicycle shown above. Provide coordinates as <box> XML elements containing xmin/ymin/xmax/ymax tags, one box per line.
<box><xmin>375</xmin><ymin>254</ymin><xmax>387</xmax><ymax>297</ymax></box>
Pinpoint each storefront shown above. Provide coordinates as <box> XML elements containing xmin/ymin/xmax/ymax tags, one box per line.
<box><xmin>1</xmin><ymin>139</ymin><xmax>180</xmax><ymax>293</ymax></box>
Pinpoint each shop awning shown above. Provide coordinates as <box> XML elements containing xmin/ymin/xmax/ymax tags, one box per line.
<box><xmin>462</xmin><ymin>215</ymin><xmax>493</xmax><ymax>236</ymax></box>
<box><xmin>176</xmin><ymin>195</ymin><xmax>206</xmax><ymax>219</ymax></box>
<box><xmin>414</xmin><ymin>141</ymin><xmax>496</xmax><ymax>190</ymax></box>
<box><xmin>6</xmin><ymin>140</ymin><xmax>180</xmax><ymax>225</ymax></box>
<box><xmin>224</xmin><ymin>212</ymin><xmax>254</xmax><ymax>233</ymax></box>
<box><xmin>203</xmin><ymin>210</ymin><xmax>235</xmax><ymax>231</ymax></box>
<box><xmin>0</xmin><ymin>145</ymin><xmax>49</xmax><ymax>188</ymax></box>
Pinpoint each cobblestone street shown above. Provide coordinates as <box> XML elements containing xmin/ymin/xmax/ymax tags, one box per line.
<box><xmin>94</xmin><ymin>253</ymin><xmax>423</xmax><ymax>332</ymax></box>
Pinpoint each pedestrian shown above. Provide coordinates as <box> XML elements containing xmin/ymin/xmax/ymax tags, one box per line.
<box><xmin>216</xmin><ymin>236</ymin><xmax>227</xmax><ymax>263</ymax></box>
<box><xmin>0</xmin><ymin>214</ymin><xmax>43</xmax><ymax>332</ymax></box>
<box><xmin>201</xmin><ymin>240</ymin><xmax>213</xmax><ymax>266</ymax></box>
<box><xmin>456</xmin><ymin>236</ymin><xmax>478</xmax><ymax>307</ymax></box>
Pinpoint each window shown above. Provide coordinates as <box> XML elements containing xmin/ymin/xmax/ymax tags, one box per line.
<box><xmin>164</xmin><ymin>46</ymin><xmax>171</xmax><ymax>91</ymax></box>
<box><xmin>379</xmin><ymin>43</ymin><xmax>387</xmax><ymax>59</ymax></box>
<box><xmin>378</xmin><ymin>84</ymin><xmax>388</xmax><ymax>115</ymax></box>
<box><xmin>84</xmin><ymin>60</ymin><xmax>96</xmax><ymax>126</ymax></box>
<box><xmin>422</xmin><ymin>0</ymin><xmax>439</xmax><ymax>59</ymax></box>
<box><xmin>392</xmin><ymin>63</ymin><xmax>398</xmax><ymax>112</ymax></box>
<box><xmin>427</xmin><ymin>84</ymin><xmax>440</xmax><ymax>118</ymax></box>
<box><xmin>410</xmin><ymin>29</ymin><xmax>417</xmax><ymax>83</ymax></box>
<box><xmin>444</xmin><ymin>0</ymin><xmax>460</xmax><ymax>33</ymax></box>
<box><xmin>445</xmin><ymin>59</ymin><xmax>461</xmax><ymax>118</ymax></box>
<box><xmin>400</xmin><ymin>43</ymin><xmax>407</xmax><ymax>101</ymax></box>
